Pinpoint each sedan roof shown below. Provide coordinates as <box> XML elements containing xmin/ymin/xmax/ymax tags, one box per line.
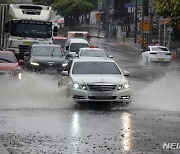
<box><xmin>73</xmin><ymin>57</ymin><xmax>114</xmax><ymax>62</ymax></box>
<box><xmin>67</xmin><ymin>38</ymin><xmax>89</xmax><ymax>43</ymax></box>
<box><xmin>32</xmin><ymin>44</ymin><xmax>61</xmax><ymax>47</ymax></box>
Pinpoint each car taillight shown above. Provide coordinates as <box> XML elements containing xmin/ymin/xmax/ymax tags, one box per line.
<box><xmin>150</xmin><ymin>52</ymin><xmax>157</xmax><ymax>55</ymax></box>
<box><xmin>84</xmin><ymin>34</ymin><xmax>89</xmax><ymax>37</ymax></box>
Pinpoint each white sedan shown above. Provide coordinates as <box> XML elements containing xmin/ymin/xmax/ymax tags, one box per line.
<box><xmin>58</xmin><ymin>58</ymin><xmax>132</xmax><ymax>105</ymax></box>
<box><xmin>141</xmin><ymin>46</ymin><xmax>171</xmax><ymax>63</ymax></box>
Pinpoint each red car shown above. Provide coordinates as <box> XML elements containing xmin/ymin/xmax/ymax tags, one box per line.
<box><xmin>0</xmin><ymin>50</ymin><xmax>24</xmax><ymax>79</ymax></box>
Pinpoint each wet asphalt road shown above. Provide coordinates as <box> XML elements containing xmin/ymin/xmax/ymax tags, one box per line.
<box><xmin>0</xmin><ymin>37</ymin><xmax>180</xmax><ymax>154</ymax></box>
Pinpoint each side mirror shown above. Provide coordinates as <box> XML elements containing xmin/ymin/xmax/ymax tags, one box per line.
<box><xmin>61</xmin><ymin>71</ymin><xmax>68</xmax><ymax>76</ymax></box>
<box><xmin>53</xmin><ymin>26</ymin><xmax>58</xmax><ymax>36</ymax></box>
<box><xmin>66</xmin><ymin>45</ymin><xmax>69</xmax><ymax>51</ymax></box>
<box><xmin>24</xmin><ymin>52</ymin><xmax>30</xmax><ymax>57</ymax></box>
<box><xmin>123</xmin><ymin>71</ymin><xmax>130</xmax><ymax>76</ymax></box>
<box><xmin>18</xmin><ymin>60</ymin><xmax>25</xmax><ymax>66</ymax></box>
<box><xmin>65</xmin><ymin>53</ymin><xmax>73</xmax><ymax>59</ymax></box>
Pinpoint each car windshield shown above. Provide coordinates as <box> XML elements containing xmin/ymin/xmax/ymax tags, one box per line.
<box><xmin>70</xmin><ymin>43</ymin><xmax>89</xmax><ymax>53</ymax></box>
<box><xmin>0</xmin><ymin>52</ymin><xmax>17</xmax><ymax>63</ymax></box>
<box><xmin>10</xmin><ymin>21</ymin><xmax>52</xmax><ymax>38</ymax></box>
<box><xmin>72</xmin><ymin>62</ymin><xmax>121</xmax><ymax>74</ymax></box>
<box><xmin>151</xmin><ymin>47</ymin><xmax>168</xmax><ymax>51</ymax></box>
<box><xmin>80</xmin><ymin>49</ymin><xmax>108</xmax><ymax>57</ymax></box>
<box><xmin>32</xmin><ymin>47</ymin><xmax>63</xmax><ymax>57</ymax></box>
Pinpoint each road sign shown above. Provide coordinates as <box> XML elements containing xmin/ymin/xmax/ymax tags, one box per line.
<box><xmin>143</xmin><ymin>21</ymin><xmax>149</xmax><ymax>33</ymax></box>
<box><xmin>144</xmin><ymin>16</ymin><xmax>148</xmax><ymax>21</ymax></box>
<box><xmin>96</xmin><ymin>13</ymin><xmax>101</xmax><ymax>21</ymax></box>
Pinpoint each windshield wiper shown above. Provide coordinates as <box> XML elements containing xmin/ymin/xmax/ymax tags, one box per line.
<box><xmin>0</xmin><ymin>58</ymin><xmax>13</xmax><ymax>63</ymax></box>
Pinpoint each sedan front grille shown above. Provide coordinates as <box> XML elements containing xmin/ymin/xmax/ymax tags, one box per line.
<box><xmin>88</xmin><ymin>84</ymin><xmax>116</xmax><ymax>92</ymax></box>
<box><xmin>88</xmin><ymin>96</ymin><xmax>117</xmax><ymax>100</ymax></box>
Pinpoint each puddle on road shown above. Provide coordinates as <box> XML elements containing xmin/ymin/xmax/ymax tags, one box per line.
<box><xmin>0</xmin><ymin>72</ymin><xmax>74</xmax><ymax>110</ymax></box>
<box><xmin>129</xmin><ymin>69</ymin><xmax>180</xmax><ymax>111</ymax></box>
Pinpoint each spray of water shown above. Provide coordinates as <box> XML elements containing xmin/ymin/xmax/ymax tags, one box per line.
<box><xmin>129</xmin><ymin>69</ymin><xmax>180</xmax><ymax>111</ymax></box>
<box><xmin>0</xmin><ymin>72</ymin><xmax>74</xmax><ymax>110</ymax></box>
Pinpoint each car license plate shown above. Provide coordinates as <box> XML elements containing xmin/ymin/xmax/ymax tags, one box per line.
<box><xmin>94</xmin><ymin>92</ymin><xmax>112</xmax><ymax>96</ymax></box>
<box><xmin>158</xmin><ymin>58</ymin><xmax>164</xmax><ymax>61</ymax></box>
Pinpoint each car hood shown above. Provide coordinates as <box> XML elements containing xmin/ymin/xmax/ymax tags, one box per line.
<box><xmin>0</xmin><ymin>63</ymin><xmax>18</xmax><ymax>71</ymax></box>
<box><xmin>71</xmin><ymin>74</ymin><xmax>127</xmax><ymax>85</ymax></box>
<box><xmin>32</xmin><ymin>56</ymin><xmax>66</xmax><ymax>63</ymax></box>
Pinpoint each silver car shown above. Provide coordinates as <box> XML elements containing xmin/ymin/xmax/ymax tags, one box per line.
<box><xmin>58</xmin><ymin>58</ymin><xmax>132</xmax><ymax>105</ymax></box>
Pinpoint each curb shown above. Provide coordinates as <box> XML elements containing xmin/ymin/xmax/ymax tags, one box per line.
<box><xmin>0</xmin><ymin>144</ymin><xmax>9</xmax><ymax>154</ymax></box>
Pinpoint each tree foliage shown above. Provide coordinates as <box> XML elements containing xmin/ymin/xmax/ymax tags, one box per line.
<box><xmin>32</xmin><ymin>0</ymin><xmax>55</xmax><ymax>5</ymax></box>
<box><xmin>154</xmin><ymin>0</ymin><xmax>180</xmax><ymax>18</ymax></box>
<box><xmin>52</xmin><ymin>0</ymin><xmax>94</xmax><ymax>17</ymax></box>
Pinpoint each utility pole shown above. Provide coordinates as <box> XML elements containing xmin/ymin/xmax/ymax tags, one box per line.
<box><xmin>141</xmin><ymin>0</ymin><xmax>149</xmax><ymax>48</ymax></box>
<box><xmin>105</xmin><ymin>0</ymin><xmax>110</xmax><ymax>38</ymax></box>
<box><xmin>134</xmin><ymin>0</ymin><xmax>137</xmax><ymax>43</ymax></box>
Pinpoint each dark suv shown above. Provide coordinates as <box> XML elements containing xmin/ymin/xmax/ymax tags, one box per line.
<box><xmin>24</xmin><ymin>44</ymin><xmax>68</xmax><ymax>73</ymax></box>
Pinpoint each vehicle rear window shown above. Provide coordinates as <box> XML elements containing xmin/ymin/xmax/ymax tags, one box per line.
<box><xmin>74</xmin><ymin>33</ymin><xmax>84</xmax><ymax>37</ymax></box>
<box><xmin>70</xmin><ymin>43</ymin><xmax>89</xmax><ymax>53</ymax></box>
<box><xmin>72</xmin><ymin>62</ymin><xmax>121</xmax><ymax>74</ymax></box>
<box><xmin>80</xmin><ymin>49</ymin><xmax>108</xmax><ymax>57</ymax></box>
<box><xmin>0</xmin><ymin>52</ymin><xmax>17</xmax><ymax>63</ymax></box>
<box><xmin>151</xmin><ymin>47</ymin><xmax>168</xmax><ymax>51</ymax></box>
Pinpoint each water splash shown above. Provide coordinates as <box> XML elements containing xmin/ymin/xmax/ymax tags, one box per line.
<box><xmin>130</xmin><ymin>70</ymin><xmax>180</xmax><ymax>111</ymax></box>
<box><xmin>0</xmin><ymin>72</ymin><xmax>74</xmax><ymax>110</ymax></box>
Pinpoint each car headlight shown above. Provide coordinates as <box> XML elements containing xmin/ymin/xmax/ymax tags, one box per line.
<box><xmin>72</xmin><ymin>82</ymin><xmax>87</xmax><ymax>90</ymax></box>
<box><xmin>117</xmin><ymin>82</ymin><xmax>130</xmax><ymax>90</ymax></box>
<box><xmin>73</xmin><ymin>82</ymin><xmax>81</xmax><ymax>89</ymax></box>
<box><xmin>62</xmin><ymin>62</ymin><xmax>68</xmax><ymax>67</ymax></box>
<box><xmin>30</xmin><ymin>61</ymin><xmax>39</xmax><ymax>66</ymax></box>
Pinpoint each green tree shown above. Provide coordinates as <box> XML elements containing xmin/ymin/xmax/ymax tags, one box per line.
<box><xmin>154</xmin><ymin>0</ymin><xmax>180</xmax><ymax>18</ymax></box>
<box><xmin>52</xmin><ymin>0</ymin><xmax>94</xmax><ymax>28</ymax></box>
<box><xmin>32</xmin><ymin>0</ymin><xmax>55</xmax><ymax>5</ymax></box>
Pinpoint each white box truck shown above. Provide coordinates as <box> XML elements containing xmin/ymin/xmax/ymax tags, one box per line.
<box><xmin>0</xmin><ymin>4</ymin><xmax>57</xmax><ymax>59</ymax></box>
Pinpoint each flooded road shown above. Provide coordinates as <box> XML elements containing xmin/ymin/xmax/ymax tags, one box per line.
<box><xmin>0</xmin><ymin>37</ymin><xmax>180</xmax><ymax>154</ymax></box>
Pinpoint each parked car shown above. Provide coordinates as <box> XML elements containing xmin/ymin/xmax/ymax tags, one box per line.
<box><xmin>141</xmin><ymin>45</ymin><xmax>171</xmax><ymax>64</ymax></box>
<box><xmin>67</xmin><ymin>31</ymin><xmax>90</xmax><ymax>41</ymax></box>
<box><xmin>76</xmin><ymin>47</ymin><xmax>113</xmax><ymax>58</ymax></box>
<box><xmin>58</xmin><ymin>58</ymin><xmax>132</xmax><ymax>105</ymax></box>
<box><xmin>64</xmin><ymin>38</ymin><xmax>90</xmax><ymax>56</ymax></box>
<box><xmin>0</xmin><ymin>50</ymin><xmax>24</xmax><ymax>80</ymax></box>
<box><xmin>24</xmin><ymin>44</ymin><xmax>68</xmax><ymax>74</ymax></box>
